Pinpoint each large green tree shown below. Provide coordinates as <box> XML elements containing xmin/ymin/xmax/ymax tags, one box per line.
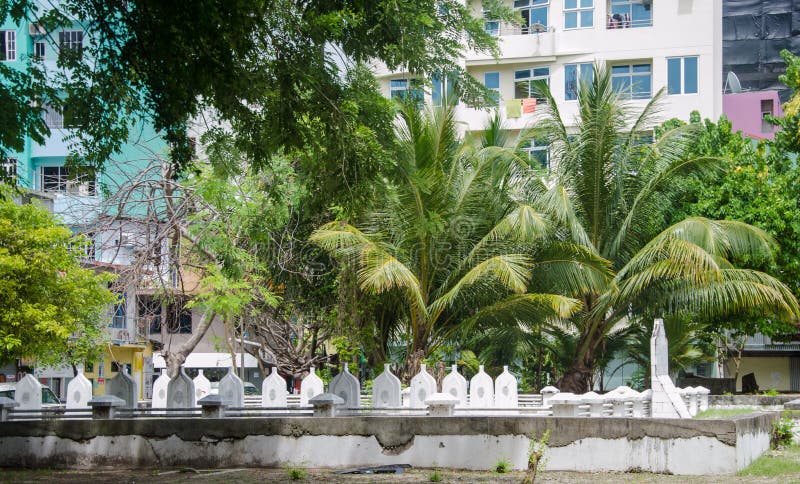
<box><xmin>311</xmin><ymin>102</ymin><xmax>609</xmax><ymax>380</ymax></box>
<box><xmin>0</xmin><ymin>189</ymin><xmax>115</xmax><ymax>365</ymax></box>
<box><xmin>529</xmin><ymin>67</ymin><xmax>799</xmax><ymax>393</ymax></box>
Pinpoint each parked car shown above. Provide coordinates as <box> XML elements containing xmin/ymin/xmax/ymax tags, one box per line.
<box><xmin>0</xmin><ymin>382</ymin><xmax>62</xmax><ymax>406</ymax></box>
<box><xmin>244</xmin><ymin>382</ymin><xmax>260</xmax><ymax>396</ymax></box>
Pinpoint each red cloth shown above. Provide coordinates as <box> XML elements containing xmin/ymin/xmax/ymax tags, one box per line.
<box><xmin>522</xmin><ymin>98</ymin><xmax>537</xmax><ymax>114</ymax></box>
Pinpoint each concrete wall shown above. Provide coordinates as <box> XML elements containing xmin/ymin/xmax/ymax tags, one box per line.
<box><xmin>723</xmin><ymin>91</ymin><xmax>784</xmax><ymax>139</ymax></box>
<box><xmin>732</xmin><ymin>356</ymin><xmax>791</xmax><ymax>392</ymax></box>
<box><xmin>0</xmin><ymin>414</ymin><xmax>776</xmax><ymax>475</ymax></box>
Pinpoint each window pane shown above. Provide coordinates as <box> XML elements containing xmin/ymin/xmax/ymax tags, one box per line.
<box><xmin>565</xmin><ymin>64</ymin><xmax>578</xmax><ymax>101</ymax></box>
<box><xmin>684</xmin><ymin>57</ymin><xmax>698</xmax><ymax>94</ymax></box>
<box><xmin>580</xmin><ymin>10</ymin><xmax>593</xmax><ymax>27</ymax></box>
<box><xmin>565</xmin><ymin>11</ymin><xmax>577</xmax><ymax>29</ymax></box>
<box><xmin>515</xmin><ymin>81</ymin><xmax>530</xmax><ymax>99</ymax></box>
<box><xmin>612</xmin><ymin>65</ymin><xmax>630</xmax><ymax>74</ymax></box>
<box><xmin>514</xmin><ymin>0</ymin><xmax>529</xmax><ymax>7</ymax></box>
<box><xmin>531</xmin><ymin>6</ymin><xmax>548</xmax><ymax>27</ymax></box>
<box><xmin>580</xmin><ymin>0</ymin><xmax>593</xmax><ymax>7</ymax></box>
<box><xmin>632</xmin><ymin>74</ymin><xmax>651</xmax><ymax>98</ymax></box>
<box><xmin>580</xmin><ymin>63</ymin><xmax>594</xmax><ymax>83</ymax></box>
<box><xmin>612</xmin><ymin>76</ymin><xmax>630</xmax><ymax>95</ymax></box>
<box><xmin>667</xmin><ymin>58</ymin><xmax>681</xmax><ymax>94</ymax></box>
<box><xmin>484</xmin><ymin>72</ymin><xmax>500</xmax><ymax>89</ymax></box>
<box><xmin>390</xmin><ymin>79</ymin><xmax>407</xmax><ymax>88</ymax></box>
<box><xmin>633</xmin><ymin>64</ymin><xmax>651</xmax><ymax>73</ymax></box>
<box><xmin>533</xmin><ymin>67</ymin><xmax>550</xmax><ymax>77</ymax></box>
<box><xmin>515</xmin><ymin>69</ymin><xmax>530</xmax><ymax>80</ymax></box>
<box><xmin>565</xmin><ymin>0</ymin><xmax>577</xmax><ymax>8</ymax></box>
<box><xmin>432</xmin><ymin>76</ymin><xmax>442</xmax><ymax>106</ymax></box>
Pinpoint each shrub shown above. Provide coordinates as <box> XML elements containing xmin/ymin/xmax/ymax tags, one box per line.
<box><xmin>494</xmin><ymin>458</ymin><xmax>510</xmax><ymax>473</ymax></box>
<box><xmin>285</xmin><ymin>465</ymin><xmax>307</xmax><ymax>481</ymax></box>
<box><xmin>429</xmin><ymin>469</ymin><xmax>443</xmax><ymax>482</ymax></box>
<box><xmin>771</xmin><ymin>416</ymin><xmax>794</xmax><ymax>449</ymax></box>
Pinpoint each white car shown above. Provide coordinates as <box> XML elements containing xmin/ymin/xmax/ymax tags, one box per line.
<box><xmin>0</xmin><ymin>382</ymin><xmax>63</xmax><ymax>406</ymax></box>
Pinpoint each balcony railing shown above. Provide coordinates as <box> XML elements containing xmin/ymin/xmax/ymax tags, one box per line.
<box><xmin>606</xmin><ymin>15</ymin><xmax>652</xmax><ymax>29</ymax></box>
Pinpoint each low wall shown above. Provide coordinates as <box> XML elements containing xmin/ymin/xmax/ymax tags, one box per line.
<box><xmin>709</xmin><ymin>394</ymin><xmax>800</xmax><ymax>408</ymax></box>
<box><xmin>0</xmin><ymin>414</ymin><xmax>776</xmax><ymax>475</ymax></box>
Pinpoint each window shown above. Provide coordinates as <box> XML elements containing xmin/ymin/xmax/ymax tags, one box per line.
<box><xmin>565</xmin><ymin>0</ymin><xmax>593</xmax><ymax>29</ymax></box>
<box><xmin>484</xmin><ymin>72</ymin><xmax>500</xmax><ymax>104</ymax></box>
<box><xmin>431</xmin><ymin>74</ymin><xmax>456</xmax><ymax>106</ymax></box>
<box><xmin>565</xmin><ymin>63</ymin><xmax>593</xmax><ymax>101</ymax></box>
<box><xmin>0</xmin><ymin>31</ymin><xmax>16</xmax><ymax>61</ymax></box>
<box><xmin>514</xmin><ymin>67</ymin><xmax>550</xmax><ymax>101</ymax></box>
<box><xmin>761</xmin><ymin>99</ymin><xmax>774</xmax><ymax>133</ymax></box>
<box><xmin>514</xmin><ymin>0</ymin><xmax>549</xmax><ymax>33</ymax></box>
<box><xmin>33</xmin><ymin>40</ymin><xmax>45</xmax><ymax>60</ymax></box>
<box><xmin>166</xmin><ymin>304</ymin><xmax>192</xmax><ymax>334</ymax></box>
<box><xmin>137</xmin><ymin>296</ymin><xmax>162</xmax><ymax>335</ymax></box>
<box><xmin>608</xmin><ymin>0</ymin><xmax>652</xmax><ymax>29</ymax></box>
<box><xmin>70</xmin><ymin>231</ymin><xmax>95</xmax><ymax>261</ymax></box>
<box><xmin>667</xmin><ymin>56</ymin><xmax>698</xmax><ymax>95</ymax></box>
<box><xmin>110</xmin><ymin>294</ymin><xmax>126</xmax><ymax>329</ymax></box>
<box><xmin>43</xmin><ymin>104</ymin><xmax>63</xmax><ymax>129</ymax></box>
<box><xmin>0</xmin><ymin>158</ymin><xmax>17</xmax><ymax>183</ymax></box>
<box><xmin>520</xmin><ymin>139</ymin><xmax>550</xmax><ymax>170</ymax></box>
<box><xmin>389</xmin><ymin>79</ymin><xmax>423</xmax><ymax>104</ymax></box>
<box><xmin>58</xmin><ymin>30</ymin><xmax>83</xmax><ymax>57</ymax></box>
<box><xmin>484</xmin><ymin>10</ymin><xmax>500</xmax><ymax>36</ymax></box>
<box><xmin>40</xmin><ymin>165</ymin><xmax>96</xmax><ymax>195</ymax></box>
<box><xmin>611</xmin><ymin>63</ymin><xmax>651</xmax><ymax>99</ymax></box>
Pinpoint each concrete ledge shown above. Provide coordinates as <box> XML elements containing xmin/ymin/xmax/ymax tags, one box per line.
<box><xmin>709</xmin><ymin>394</ymin><xmax>800</xmax><ymax>407</ymax></box>
<box><xmin>0</xmin><ymin>414</ymin><xmax>777</xmax><ymax>475</ymax></box>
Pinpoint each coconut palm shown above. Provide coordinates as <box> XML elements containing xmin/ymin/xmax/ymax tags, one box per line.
<box><xmin>527</xmin><ymin>66</ymin><xmax>799</xmax><ymax>392</ymax></box>
<box><xmin>310</xmin><ymin>101</ymin><xmax>609</xmax><ymax>380</ymax></box>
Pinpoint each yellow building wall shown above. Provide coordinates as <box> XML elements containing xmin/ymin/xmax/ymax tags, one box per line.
<box><xmin>83</xmin><ymin>344</ymin><xmax>153</xmax><ymax>400</ymax></box>
<box><xmin>731</xmin><ymin>356</ymin><xmax>791</xmax><ymax>392</ymax></box>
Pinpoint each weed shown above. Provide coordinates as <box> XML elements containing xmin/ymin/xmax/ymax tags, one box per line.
<box><xmin>522</xmin><ymin>429</ymin><xmax>550</xmax><ymax>484</ymax></box>
<box><xmin>285</xmin><ymin>464</ymin><xmax>307</xmax><ymax>481</ymax></box>
<box><xmin>772</xmin><ymin>416</ymin><xmax>794</xmax><ymax>449</ymax></box>
<box><xmin>429</xmin><ymin>469</ymin><xmax>443</xmax><ymax>482</ymax></box>
<box><xmin>763</xmin><ymin>389</ymin><xmax>780</xmax><ymax>397</ymax></box>
<box><xmin>494</xmin><ymin>458</ymin><xmax>510</xmax><ymax>473</ymax></box>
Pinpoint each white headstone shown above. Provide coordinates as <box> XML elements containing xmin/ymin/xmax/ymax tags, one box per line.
<box><xmin>409</xmin><ymin>364</ymin><xmax>437</xmax><ymax>409</ymax></box>
<box><xmin>167</xmin><ymin>366</ymin><xmax>196</xmax><ymax>409</ymax></box>
<box><xmin>696</xmin><ymin>386</ymin><xmax>710</xmax><ymax>412</ymax></box>
<box><xmin>372</xmin><ymin>364</ymin><xmax>401</xmax><ymax>408</ymax></box>
<box><xmin>494</xmin><ymin>366</ymin><xmax>518</xmax><ymax>408</ymax></box>
<box><xmin>300</xmin><ymin>366</ymin><xmax>324</xmax><ymax>405</ymax></box>
<box><xmin>441</xmin><ymin>364</ymin><xmax>467</xmax><ymax>406</ymax></box>
<box><xmin>106</xmin><ymin>368</ymin><xmax>137</xmax><ymax>408</ymax></box>
<box><xmin>650</xmin><ymin>318</ymin><xmax>691</xmax><ymax>418</ymax></box>
<box><xmin>15</xmin><ymin>374</ymin><xmax>42</xmax><ymax>411</ymax></box>
<box><xmin>66</xmin><ymin>368</ymin><xmax>92</xmax><ymax>409</ymax></box>
<box><xmin>329</xmin><ymin>363</ymin><xmax>360</xmax><ymax>408</ymax></box>
<box><xmin>262</xmin><ymin>367</ymin><xmax>288</xmax><ymax>407</ymax></box>
<box><xmin>193</xmin><ymin>369</ymin><xmax>211</xmax><ymax>402</ymax></box>
<box><xmin>469</xmin><ymin>365</ymin><xmax>494</xmax><ymax>408</ymax></box>
<box><xmin>218</xmin><ymin>367</ymin><xmax>244</xmax><ymax>408</ymax></box>
<box><xmin>540</xmin><ymin>385</ymin><xmax>560</xmax><ymax>407</ymax></box>
<box><xmin>582</xmin><ymin>391</ymin><xmax>605</xmax><ymax>417</ymax></box>
<box><xmin>151</xmin><ymin>370</ymin><xmax>170</xmax><ymax>412</ymax></box>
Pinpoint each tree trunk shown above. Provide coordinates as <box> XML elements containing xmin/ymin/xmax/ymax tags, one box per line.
<box><xmin>163</xmin><ymin>308</ymin><xmax>216</xmax><ymax>378</ymax></box>
<box><xmin>556</xmin><ymin>325</ymin><xmax>605</xmax><ymax>393</ymax></box>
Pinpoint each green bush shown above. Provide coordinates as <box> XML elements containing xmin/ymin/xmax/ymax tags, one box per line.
<box><xmin>429</xmin><ymin>469</ymin><xmax>443</xmax><ymax>482</ymax></box>
<box><xmin>494</xmin><ymin>459</ymin><xmax>510</xmax><ymax>473</ymax></box>
<box><xmin>771</xmin><ymin>417</ymin><xmax>794</xmax><ymax>449</ymax></box>
<box><xmin>285</xmin><ymin>465</ymin><xmax>307</xmax><ymax>480</ymax></box>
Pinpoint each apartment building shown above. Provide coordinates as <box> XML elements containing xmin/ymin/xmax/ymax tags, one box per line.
<box><xmin>374</xmin><ymin>0</ymin><xmax>723</xmax><ymax>166</ymax></box>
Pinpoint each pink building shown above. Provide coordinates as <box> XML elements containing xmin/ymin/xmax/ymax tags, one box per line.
<box><xmin>722</xmin><ymin>91</ymin><xmax>783</xmax><ymax>140</ymax></box>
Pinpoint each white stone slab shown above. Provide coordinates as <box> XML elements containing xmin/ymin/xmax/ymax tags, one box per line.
<box><xmin>66</xmin><ymin>369</ymin><xmax>92</xmax><ymax>409</ymax></box>
<box><xmin>262</xmin><ymin>367</ymin><xmax>288</xmax><ymax>407</ymax></box>
<box><xmin>329</xmin><ymin>363</ymin><xmax>360</xmax><ymax>408</ymax></box>
<box><xmin>494</xmin><ymin>366</ymin><xmax>518</xmax><ymax>407</ymax></box>
<box><xmin>469</xmin><ymin>365</ymin><xmax>494</xmax><ymax>408</ymax></box>
<box><xmin>106</xmin><ymin>369</ymin><xmax>137</xmax><ymax>408</ymax></box>
<box><xmin>167</xmin><ymin>367</ymin><xmax>196</xmax><ymax>409</ymax></box>
<box><xmin>441</xmin><ymin>364</ymin><xmax>467</xmax><ymax>406</ymax></box>
<box><xmin>410</xmin><ymin>364</ymin><xmax>437</xmax><ymax>409</ymax></box>
<box><xmin>15</xmin><ymin>374</ymin><xmax>42</xmax><ymax>411</ymax></box>
<box><xmin>300</xmin><ymin>367</ymin><xmax>324</xmax><ymax>405</ymax></box>
<box><xmin>218</xmin><ymin>367</ymin><xmax>244</xmax><ymax>408</ymax></box>
<box><xmin>193</xmin><ymin>369</ymin><xmax>211</xmax><ymax>402</ymax></box>
<box><xmin>151</xmin><ymin>370</ymin><xmax>170</xmax><ymax>413</ymax></box>
<box><xmin>650</xmin><ymin>318</ymin><xmax>691</xmax><ymax>419</ymax></box>
<box><xmin>372</xmin><ymin>364</ymin><xmax>401</xmax><ymax>408</ymax></box>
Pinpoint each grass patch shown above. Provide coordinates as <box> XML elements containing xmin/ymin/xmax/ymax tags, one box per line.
<box><xmin>694</xmin><ymin>407</ymin><xmax>758</xmax><ymax>419</ymax></box>
<box><xmin>739</xmin><ymin>445</ymin><xmax>800</xmax><ymax>477</ymax></box>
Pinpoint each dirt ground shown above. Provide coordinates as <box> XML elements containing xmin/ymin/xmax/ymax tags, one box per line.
<box><xmin>0</xmin><ymin>466</ymin><xmax>797</xmax><ymax>483</ymax></box>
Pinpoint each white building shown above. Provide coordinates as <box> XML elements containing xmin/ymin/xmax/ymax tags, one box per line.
<box><xmin>373</xmin><ymin>0</ymin><xmax>723</xmax><ymax>161</ymax></box>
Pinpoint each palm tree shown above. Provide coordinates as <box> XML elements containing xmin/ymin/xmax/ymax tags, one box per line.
<box><xmin>528</xmin><ymin>66</ymin><xmax>799</xmax><ymax>392</ymax></box>
<box><xmin>310</xmin><ymin>101</ymin><xmax>608</xmax><ymax>380</ymax></box>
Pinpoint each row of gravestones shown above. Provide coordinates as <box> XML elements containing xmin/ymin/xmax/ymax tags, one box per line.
<box><xmin>12</xmin><ymin>368</ymin><xmax>135</xmax><ymax>411</ymax></box>
<box><xmin>285</xmin><ymin>363</ymin><xmax>520</xmax><ymax>409</ymax></box>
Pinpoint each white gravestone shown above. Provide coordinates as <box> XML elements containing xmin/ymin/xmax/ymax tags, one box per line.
<box><xmin>106</xmin><ymin>369</ymin><xmax>137</xmax><ymax>408</ymax></box>
<box><xmin>441</xmin><ymin>364</ymin><xmax>468</xmax><ymax>406</ymax></box>
<box><xmin>193</xmin><ymin>369</ymin><xmax>211</xmax><ymax>402</ymax></box>
<box><xmin>650</xmin><ymin>318</ymin><xmax>691</xmax><ymax>418</ymax></box>
<box><xmin>151</xmin><ymin>370</ymin><xmax>170</xmax><ymax>413</ymax></box>
<box><xmin>410</xmin><ymin>364</ymin><xmax>437</xmax><ymax>409</ymax></box>
<box><xmin>540</xmin><ymin>386</ymin><xmax>560</xmax><ymax>407</ymax></box>
<box><xmin>219</xmin><ymin>367</ymin><xmax>244</xmax><ymax>408</ymax></box>
<box><xmin>66</xmin><ymin>368</ymin><xmax>92</xmax><ymax>409</ymax></box>
<box><xmin>469</xmin><ymin>365</ymin><xmax>494</xmax><ymax>408</ymax></box>
<box><xmin>300</xmin><ymin>366</ymin><xmax>324</xmax><ymax>405</ymax></box>
<box><xmin>15</xmin><ymin>374</ymin><xmax>42</xmax><ymax>411</ymax></box>
<box><xmin>167</xmin><ymin>366</ymin><xmax>196</xmax><ymax>409</ymax></box>
<box><xmin>262</xmin><ymin>367</ymin><xmax>288</xmax><ymax>407</ymax></box>
<box><xmin>329</xmin><ymin>363</ymin><xmax>360</xmax><ymax>408</ymax></box>
<box><xmin>372</xmin><ymin>364</ymin><xmax>401</xmax><ymax>408</ymax></box>
<box><xmin>494</xmin><ymin>366</ymin><xmax>518</xmax><ymax>408</ymax></box>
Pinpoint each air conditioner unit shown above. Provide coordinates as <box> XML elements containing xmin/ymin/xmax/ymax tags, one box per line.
<box><xmin>118</xmin><ymin>232</ymin><xmax>134</xmax><ymax>247</ymax></box>
<box><xmin>28</xmin><ymin>23</ymin><xmax>46</xmax><ymax>36</ymax></box>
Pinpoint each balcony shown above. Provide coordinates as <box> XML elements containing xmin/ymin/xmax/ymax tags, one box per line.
<box><xmin>606</xmin><ymin>1</ymin><xmax>653</xmax><ymax>29</ymax></box>
<box><xmin>743</xmin><ymin>333</ymin><xmax>800</xmax><ymax>352</ymax></box>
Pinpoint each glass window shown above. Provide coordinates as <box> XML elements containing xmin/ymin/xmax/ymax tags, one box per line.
<box><xmin>565</xmin><ymin>0</ymin><xmax>593</xmax><ymax>29</ymax></box>
<box><xmin>565</xmin><ymin>63</ymin><xmax>593</xmax><ymax>101</ymax></box>
<box><xmin>34</xmin><ymin>40</ymin><xmax>45</xmax><ymax>60</ymax></box>
<box><xmin>431</xmin><ymin>75</ymin><xmax>456</xmax><ymax>106</ymax></box>
<box><xmin>608</xmin><ymin>0</ymin><xmax>652</xmax><ymax>29</ymax></box>
<box><xmin>0</xmin><ymin>31</ymin><xmax>16</xmax><ymax>61</ymax></box>
<box><xmin>40</xmin><ymin>165</ymin><xmax>96</xmax><ymax>194</ymax></box>
<box><xmin>390</xmin><ymin>78</ymin><xmax>423</xmax><ymax>104</ymax></box>
<box><xmin>1</xmin><ymin>158</ymin><xmax>17</xmax><ymax>184</ymax></box>
<box><xmin>484</xmin><ymin>72</ymin><xmax>500</xmax><ymax>104</ymax></box>
<box><xmin>138</xmin><ymin>296</ymin><xmax>162</xmax><ymax>335</ymax></box>
<box><xmin>514</xmin><ymin>66</ymin><xmax>550</xmax><ymax>101</ymax></box>
<box><xmin>483</xmin><ymin>10</ymin><xmax>500</xmax><ymax>36</ymax></box>
<box><xmin>111</xmin><ymin>294</ymin><xmax>126</xmax><ymax>329</ymax></box>
<box><xmin>611</xmin><ymin>63</ymin><xmax>651</xmax><ymax>99</ymax></box>
<box><xmin>166</xmin><ymin>304</ymin><xmax>192</xmax><ymax>334</ymax></box>
<box><xmin>667</xmin><ymin>56</ymin><xmax>698</xmax><ymax>95</ymax></box>
<box><xmin>520</xmin><ymin>138</ymin><xmax>550</xmax><ymax>170</ymax></box>
<box><xmin>59</xmin><ymin>30</ymin><xmax>83</xmax><ymax>54</ymax></box>
<box><xmin>515</xmin><ymin>0</ymin><xmax>549</xmax><ymax>34</ymax></box>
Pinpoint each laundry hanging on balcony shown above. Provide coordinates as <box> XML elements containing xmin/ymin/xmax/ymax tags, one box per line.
<box><xmin>522</xmin><ymin>98</ymin><xmax>537</xmax><ymax>114</ymax></box>
<box><xmin>505</xmin><ymin>99</ymin><xmax>522</xmax><ymax>118</ymax></box>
